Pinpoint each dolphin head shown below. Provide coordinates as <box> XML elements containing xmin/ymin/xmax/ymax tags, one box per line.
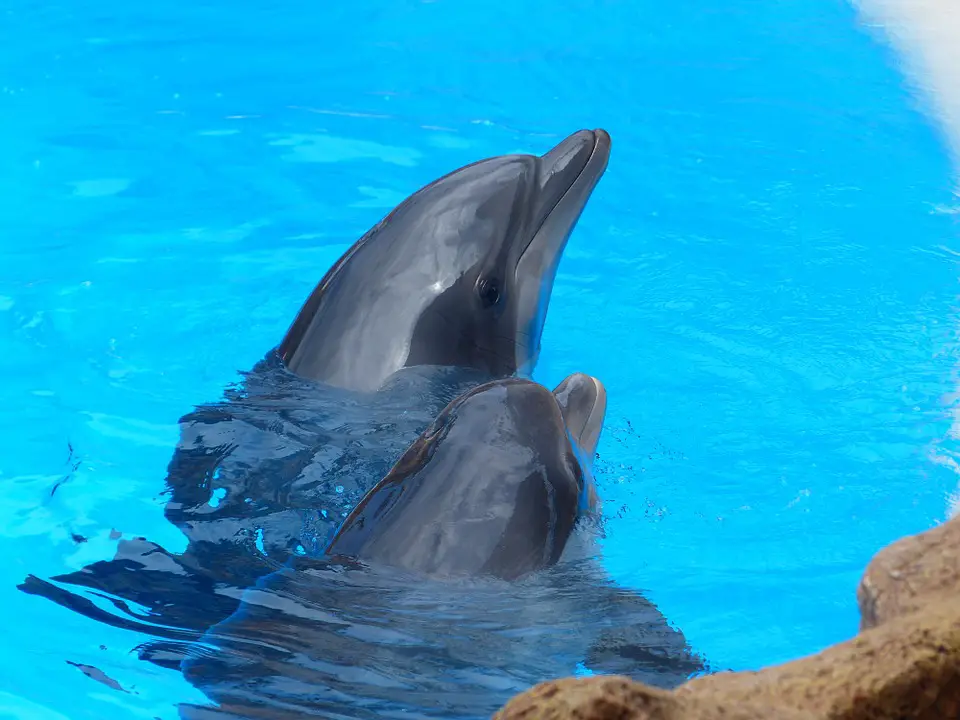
<box><xmin>324</xmin><ymin>374</ymin><xmax>605</xmax><ymax>580</ymax></box>
<box><xmin>278</xmin><ymin>129</ymin><xmax>611</xmax><ymax>392</ymax></box>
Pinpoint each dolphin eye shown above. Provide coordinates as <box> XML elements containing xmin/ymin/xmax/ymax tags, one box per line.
<box><xmin>478</xmin><ymin>278</ymin><xmax>502</xmax><ymax>307</ymax></box>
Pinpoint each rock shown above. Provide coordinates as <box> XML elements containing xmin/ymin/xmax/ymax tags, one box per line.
<box><xmin>493</xmin><ymin>675</ymin><xmax>815</xmax><ymax>720</ymax></box>
<box><xmin>857</xmin><ymin>515</ymin><xmax>960</xmax><ymax>630</ymax></box>
<box><xmin>677</xmin><ymin>596</ymin><xmax>960</xmax><ymax>719</ymax></box>
<box><xmin>495</xmin><ymin>515</ymin><xmax>960</xmax><ymax>720</ymax></box>
<box><xmin>492</xmin><ymin>676</ymin><xmax>674</xmax><ymax>720</ymax></box>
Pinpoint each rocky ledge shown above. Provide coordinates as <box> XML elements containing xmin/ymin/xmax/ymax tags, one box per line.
<box><xmin>494</xmin><ymin>513</ymin><xmax>960</xmax><ymax>720</ymax></box>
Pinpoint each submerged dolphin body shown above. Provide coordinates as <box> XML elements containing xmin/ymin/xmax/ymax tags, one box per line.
<box><xmin>178</xmin><ymin>376</ymin><xmax>705</xmax><ymax>719</ymax></box>
<box><xmin>177</xmin><ymin>557</ymin><xmax>706</xmax><ymax>720</ymax></box>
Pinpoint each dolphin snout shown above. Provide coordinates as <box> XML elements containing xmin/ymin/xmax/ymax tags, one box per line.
<box><xmin>531</xmin><ymin>128</ymin><xmax>611</xmax><ymax>234</ymax></box>
<box><xmin>552</xmin><ymin>372</ymin><xmax>608</xmax><ymax>460</ymax></box>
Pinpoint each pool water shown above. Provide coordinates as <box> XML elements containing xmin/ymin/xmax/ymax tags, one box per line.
<box><xmin>2</xmin><ymin>0</ymin><xmax>960</xmax><ymax>717</ymax></box>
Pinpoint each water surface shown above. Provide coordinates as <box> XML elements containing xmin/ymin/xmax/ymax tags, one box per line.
<box><xmin>2</xmin><ymin>0</ymin><xmax>959</xmax><ymax>717</ymax></box>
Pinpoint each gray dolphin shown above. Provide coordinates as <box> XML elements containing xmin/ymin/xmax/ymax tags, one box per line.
<box><xmin>279</xmin><ymin>129</ymin><xmax>611</xmax><ymax>392</ymax></box>
<box><xmin>325</xmin><ymin>373</ymin><xmax>607</xmax><ymax>580</ymax></box>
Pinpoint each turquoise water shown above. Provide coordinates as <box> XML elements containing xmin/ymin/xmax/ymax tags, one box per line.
<box><xmin>3</xmin><ymin>0</ymin><xmax>960</xmax><ymax>717</ymax></box>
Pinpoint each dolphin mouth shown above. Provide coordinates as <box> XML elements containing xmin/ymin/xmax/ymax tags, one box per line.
<box><xmin>512</xmin><ymin>129</ymin><xmax>611</xmax><ymax>374</ymax></box>
<box><xmin>522</xmin><ymin>128</ymin><xmax>611</xmax><ymax>261</ymax></box>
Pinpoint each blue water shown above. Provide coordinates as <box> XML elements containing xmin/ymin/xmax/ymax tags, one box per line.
<box><xmin>3</xmin><ymin>0</ymin><xmax>960</xmax><ymax>717</ymax></box>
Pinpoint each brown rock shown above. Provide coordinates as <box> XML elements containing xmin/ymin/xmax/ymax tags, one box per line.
<box><xmin>498</xmin><ymin>598</ymin><xmax>960</xmax><ymax>720</ymax></box>
<box><xmin>857</xmin><ymin>515</ymin><xmax>960</xmax><ymax>631</ymax></box>
<box><xmin>493</xmin><ymin>676</ymin><xmax>675</xmax><ymax>720</ymax></box>
<box><xmin>678</xmin><ymin>596</ymin><xmax>960</xmax><ymax>719</ymax></box>
<box><xmin>493</xmin><ymin>675</ymin><xmax>814</xmax><ymax>720</ymax></box>
<box><xmin>495</xmin><ymin>514</ymin><xmax>960</xmax><ymax>720</ymax></box>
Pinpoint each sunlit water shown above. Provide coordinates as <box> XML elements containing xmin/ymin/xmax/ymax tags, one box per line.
<box><xmin>2</xmin><ymin>0</ymin><xmax>960</xmax><ymax>718</ymax></box>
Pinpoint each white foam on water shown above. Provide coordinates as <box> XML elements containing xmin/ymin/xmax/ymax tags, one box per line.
<box><xmin>856</xmin><ymin>0</ymin><xmax>960</xmax><ymax>522</ymax></box>
<box><xmin>853</xmin><ymin>0</ymin><xmax>960</xmax><ymax>168</ymax></box>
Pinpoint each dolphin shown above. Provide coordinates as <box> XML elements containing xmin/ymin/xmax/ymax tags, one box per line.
<box><xmin>279</xmin><ymin>128</ymin><xmax>611</xmax><ymax>391</ymax></box>
<box><xmin>326</xmin><ymin>373</ymin><xmax>607</xmax><ymax>580</ymax></box>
